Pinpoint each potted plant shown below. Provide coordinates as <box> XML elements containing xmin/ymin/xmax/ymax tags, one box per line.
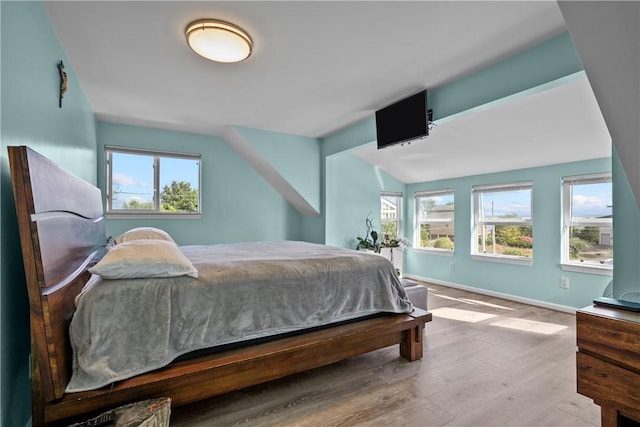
<box><xmin>355</xmin><ymin>215</ymin><xmax>382</xmax><ymax>253</ymax></box>
<box><xmin>354</xmin><ymin>215</ymin><xmax>411</xmax><ymax>264</ymax></box>
<box><xmin>381</xmin><ymin>234</ymin><xmax>412</xmax><ymax>252</ymax></box>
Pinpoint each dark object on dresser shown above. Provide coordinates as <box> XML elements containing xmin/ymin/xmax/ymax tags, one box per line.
<box><xmin>594</xmin><ymin>296</ymin><xmax>640</xmax><ymax>312</ymax></box>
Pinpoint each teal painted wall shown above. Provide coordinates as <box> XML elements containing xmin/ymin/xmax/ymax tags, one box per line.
<box><xmin>97</xmin><ymin>122</ymin><xmax>303</xmax><ymax>244</ymax></box>
<box><xmin>612</xmin><ymin>147</ymin><xmax>640</xmax><ymax>301</ymax></box>
<box><xmin>325</xmin><ymin>147</ymin><xmax>405</xmax><ymax>250</ymax></box>
<box><xmin>323</xmin><ymin>116</ymin><xmax>377</xmax><ymax>158</ymax></box>
<box><xmin>429</xmin><ymin>32</ymin><xmax>583</xmax><ymax>121</ymax></box>
<box><xmin>318</xmin><ymin>117</ymin><xmax>379</xmax><ymax>247</ymax></box>
<box><xmin>405</xmin><ymin>158</ymin><xmax>611</xmax><ymax>309</ymax></box>
<box><xmin>1</xmin><ymin>2</ymin><xmax>98</xmax><ymax>426</ymax></box>
<box><xmin>301</xmin><ymin>213</ymin><xmax>325</xmax><ymax>244</ymax></box>
<box><xmin>236</xmin><ymin>127</ymin><xmax>321</xmax><ymax>213</ymax></box>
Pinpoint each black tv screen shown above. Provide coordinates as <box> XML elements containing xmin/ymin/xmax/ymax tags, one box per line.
<box><xmin>375</xmin><ymin>90</ymin><xmax>428</xmax><ymax>149</ymax></box>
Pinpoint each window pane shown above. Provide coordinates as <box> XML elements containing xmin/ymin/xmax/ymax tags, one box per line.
<box><xmin>416</xmin><ymin>191</ymin><xmax>454</xmax><ymax>250</ymax></box>
<box><xmin>420</xmin><ymin>223</ymin><xmax>455</xmax><ymax>250</ymax></box>
<box><xmin>478</xmin><ymin>189</ymin><xmax>531</xmax><ymax>221</ymax></box>
<box><xmin>571</xmin><ymin>182</ymin><xmax>612</xmax><ymax>221</ymax></box>
<box><xmin>111</xmin><ymin>152</ymin><xmax>154</xmax><ymax>210</ymax></box>
<box><xmin>418</xmin><ymin>193</ymin><xmax>454</xmax><ymax>221</ymax></box>
<box><xmin>381</xmin><ymin>194</ymin><xmax>401</xmax><ymax>240</ymax></box>
<box><xmin>476</xmin><ymin>225</ymin><xmax>533</xmax><ymax>257</ymax></box>
<box><xmin>381</xmin><ymin>221</ymin><xmax>398</xmax><ymax>239</ymax></box>
<box><xmin>563</xmin><ymin>176</ymin><xmax>612</xmax><ymax>268</ymax></box>
<box><xmin>568</xmin><ymin>226</ymin><xmax>613</xmax><ymax>266</ymax></box>
<box><xmin>159</xmin><ymin>157</ymin><xmax>200</xmax><ymax>213</ymax></box>
<box><xmin>107</xmin><ymin>148</ymin><xmax>201</xmax><ymax>215</ymax></box>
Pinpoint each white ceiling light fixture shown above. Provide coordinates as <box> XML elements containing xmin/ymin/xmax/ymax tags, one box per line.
<box><xmin>185</xmin><ymin>19</ymin><xmax>253</xmax><ymax>63</ymax></box>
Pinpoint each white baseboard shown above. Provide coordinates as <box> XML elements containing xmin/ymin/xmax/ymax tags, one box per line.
<box><xmin>403</xmin><ymin>274</ymin><xmax>577</xmax><ymax>314</ymax></box>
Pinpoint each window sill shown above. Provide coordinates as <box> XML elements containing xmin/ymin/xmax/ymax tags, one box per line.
<box><xmin>106</xmin><ymin>213</ymin><xmax>201</xmax><ymax>220</ymax></box>
<box><xmin>471</xmin><ymin>254</ymin><xmax>532</xmax><ymax>266</ymax></box>
<box><xmin>561</xmin><ymin>263</ymin><xmax>613</xmax><ymax>276</ymax></box>
<box><xmin>413</xmin><ymin>248</ymin><xmax>454</xmax><ymax>257</ymax></box>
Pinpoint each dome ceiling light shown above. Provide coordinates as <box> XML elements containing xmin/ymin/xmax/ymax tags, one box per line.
<box><xmin>185</xmin><ymin>19</ymin><xmax>253</xmax><ymax>63</ymax></box>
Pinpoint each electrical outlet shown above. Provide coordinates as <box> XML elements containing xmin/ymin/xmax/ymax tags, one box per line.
<box><xmin>560</xmin><ymin>277</ymin><xmax>570</xmax><ymax>289</ymax></box>
<box><xmin>449</xmin><ymin>262</ymin><xmax>455</xmax><ymax>272</ymax></box>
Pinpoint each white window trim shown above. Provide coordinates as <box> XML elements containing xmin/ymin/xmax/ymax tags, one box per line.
<box><xmin>106</xmin><ymin>213</ymin><xmax>202</xmax><ymax>220</ymax></box>
<box><xmin>561</xmin><ymin>173</ymin><xmax>612</xmax><ymax>274</ymax></box>
<box><xmin>382</xmin><ymin>191</ymin><xmax>403</xmax><ymax>197</ymax></box>
<box><xmin>414</xmin><ymin>247</ymin><xmax>455</xmax><ymax>256</ymax></box>
<box><xmin>471</xmin><ymin>254</ymin><xmax>533</xmax><ymax>266</ymax></box>
<box><xmin>472</xmin><ymin>181</ymin><xmax>533</xmax><ymax>263</ymax></box>
<box><xmin>105</xmin><ymin>146</ymin><xmax>202</xmax><ymax>218</ymax></box>
<box><xmin>561</xmin><ymin>263</ymin><xmax>612</xmax><ymax>276</ymax></box>
<box><xmin>415</xmin><ymin>189</ymin><xmax>455</xmax><ymax>253</ymax></box>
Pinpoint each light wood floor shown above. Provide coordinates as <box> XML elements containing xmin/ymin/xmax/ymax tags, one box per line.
<box><xmin>171</xmin><ymin>282</ymin><xmax>600</xmax><ymax>426</ymax></box>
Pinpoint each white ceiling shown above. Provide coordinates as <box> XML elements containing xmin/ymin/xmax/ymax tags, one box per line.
<box><xmin>44</xmin><ymin>1</ymin><xmax>611</xmax><ymax>183</ymax></box>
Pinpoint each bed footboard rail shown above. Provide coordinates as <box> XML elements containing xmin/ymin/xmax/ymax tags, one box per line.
<box><xmin>41</xmin><ymin>309</ymin><xmax>431</xmax><ymax>425</ymax></box>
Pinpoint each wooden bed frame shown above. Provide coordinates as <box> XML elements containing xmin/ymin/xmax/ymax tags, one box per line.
<box><xmin>8</xmin><ymin>145</ymin><xmax>432</xmax><ymax>426</ymax></box>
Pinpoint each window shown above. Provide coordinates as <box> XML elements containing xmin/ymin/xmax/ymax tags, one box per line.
<box><xmin>105</xmin><ymin>146</ymin><xmax>201</xmax><ymax>216</ymax></box>
<box><xmin>473</xmin><ymin>182</ymin><xmax>533</xmax><ymax>262</ymax></box>
<box><xmin>381</xmin><ymin>192</ymin><xmax>402</xmax><ymax>240</ymax></box>
<box><xmin>562</xmin><ymin>173</ymin><xmax>612</xmax><ymax>273</ymax></box>
<box><xmin>415</xmin><ymin>189</ymin><xmax>455</xmax><ymax>251</ymax></box>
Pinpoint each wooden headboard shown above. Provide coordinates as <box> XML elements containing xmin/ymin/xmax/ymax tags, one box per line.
<box><xmin>8</xmin><ymin>146</ymin><xmax>106</xmax><ymax>404</ymax></box>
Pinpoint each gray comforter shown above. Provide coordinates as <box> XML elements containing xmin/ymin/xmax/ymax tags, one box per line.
<box><xmin>67</xmin><ymin>241</ymin><xmax>412</xmax><ymax>392</ymax></box>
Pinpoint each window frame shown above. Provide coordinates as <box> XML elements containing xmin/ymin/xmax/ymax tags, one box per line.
<box><xmin>561</xmin><ymin>173</ymin><xmax>612</xmax><ymax>275</ymax></box>
<box><xmin>105</xmin><ymin>146</ymin><xmax>202</xmax><ymax>219</ymax></box>
<box><xmin>472</xmin><ymin>181</ymin><xmax>533</xmax><ymax>265</ymax></box>
<box><xmin>414</xmin><ymin>189</ymin><xmax>455</xmax><ymax>254</ymax></box>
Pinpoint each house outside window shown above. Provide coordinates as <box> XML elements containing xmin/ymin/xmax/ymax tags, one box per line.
<box><xmin>562</xmin><ymin>173</ymin><xmax>612</xmax><ymax>274</ymax></box>
<box><xmin>105</xmin><ymin>146</ymin><xmax>201</xmax><ymax>217</ymax></box>
<box><xmin>381</xmin><ymin>192</ymin><xmax>402</xmax><ymax>240</ymax></box>
<box><xmin>472</xmin><ymin>182</ymin><xmax>533</xmax><ymax>264</ymax></box>
<box><xmin>415</xmin><ymin>189</ymin><xmax>455</xmax><ymax>251</ymax></box>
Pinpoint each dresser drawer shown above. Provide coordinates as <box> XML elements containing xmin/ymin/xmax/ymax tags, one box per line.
<box><xmin>577</xmin><ymin>309</ymin><xmax>640</xmax><ymax>373</ymax></box>
<box><xmin>577</xmin><ymin>351</ymin><xmax>640</xmax><ymax>422</ymax></box>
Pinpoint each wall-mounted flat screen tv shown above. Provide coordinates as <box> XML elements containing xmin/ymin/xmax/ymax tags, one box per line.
<box><xmin>375</xmin><ymin>89</ymin><xmax>428</xmax><ymax>150</ymax></box>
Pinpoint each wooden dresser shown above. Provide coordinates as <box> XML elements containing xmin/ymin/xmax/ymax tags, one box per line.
<box><xmin>576</xmin><ymin>305</ymin><xmax>640</xmax><ymax>426</ymax></box>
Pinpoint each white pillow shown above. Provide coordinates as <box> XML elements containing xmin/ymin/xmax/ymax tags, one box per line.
<box><xmin>114</xmin><ymin>227</ymin><xmax>175</xmax><ymax>244</ymax></box>
<box><xmin>90</xmin><ymin>240</ymin><xmax>198</xmax><ymax>279</ymax></box>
